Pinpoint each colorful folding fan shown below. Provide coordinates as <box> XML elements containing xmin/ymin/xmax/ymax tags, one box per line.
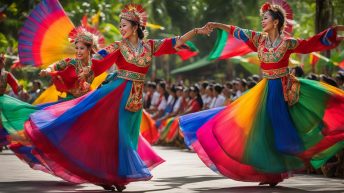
<box><xmin>18</xmin><ymin>0</ymin><xmax>75</xmax><ymax>68</ymax></box>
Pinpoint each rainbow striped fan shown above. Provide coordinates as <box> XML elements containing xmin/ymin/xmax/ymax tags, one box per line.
<box><xmin>19</xmin><ymin>0</ymin><xmax>75</xmax><ymax>68</ymax></box>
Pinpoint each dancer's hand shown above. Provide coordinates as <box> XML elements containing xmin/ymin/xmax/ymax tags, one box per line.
<box><xmin>205</xmin><ymin>22</ymin><xmax>219</xmax><ymax>31</ymax></box>
<box><xmin>39</xmin><ymin>68</ymin><xmax>51</xmax><ymax>76</ymax></box>
<box><xmin>78</xmin><ymin>71</ymin><xmax>88</xmax><ymax>80</ymax></box>
<box><xmin>196</xmin><ymin>26</ymin><xmax>213</xmax><ymax>36</ymax></box>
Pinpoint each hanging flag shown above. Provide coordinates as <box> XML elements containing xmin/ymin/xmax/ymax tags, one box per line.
<box><xmin>309</xmin><ymin>52</ymin><xmax>320</xmax><ymax>66</ymax></box>
<box><xmin>91</xmin><ymin>11</ymin><xmax>100</xmax><ymax>27</ymax></box>
<box><xmin>208</xmin><ymin>29</ymin><xmax>252</xmax><ymax>60</ymax></box>
<box><xmin>339</xmin><ymin>59</ymin><xmax>344</xmax><ymax>69</ymax></box>
<box><xmin>146</xmin><ymin>23</ymin><xmax>165</xmax><ymax>30</ymax></box>
<box><xmin>176</xmin><ymin>41</ymin><xmax>199</xmax><ymax>61</ymax></box>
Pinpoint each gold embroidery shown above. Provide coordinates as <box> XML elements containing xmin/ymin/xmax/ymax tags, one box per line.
<box><xmin>120</xmin><ymin>39</ymin><xmax>152</xmax><ymax>67</ymax></box>
<box><xmin>262</xmin><ymin>67</ymin><xmax>289</xmax><ymax>79</ymax></box>
<box><xmin>287</xmin><ymin>39</ymin><xmax>299</xmax><ymax>50</ymax></box>
<box><xmin>125</xmin><ymin>81</ymin><xmax>144</xmax><ymax>112</ymax></box>
<box><xmin>117</xmin><ymin>70</ymin><xmax>145</xmax><ymax>82</ymax></box>
<box><xmin>258</xmin><ymin>38</ymin><xmax>288</xmax><ymax>63</ymax></box>
<box><xmin>282</xmin><ymin>74</ymin><xmax>300</xmax><ymax>106</ymax></box>
<box><xmin>152</xmin><ymin>39</ymin><xmax>164</xmax><ymax>53</ymax></box>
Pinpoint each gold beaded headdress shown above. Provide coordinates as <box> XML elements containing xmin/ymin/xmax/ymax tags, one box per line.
<box><xmin>119</xmin><ymin>4</ymin><xmax>147</xmax><ymax>27</ymax></box>
<box><xmin>68</xmin><ymin>27</ymin><xmax>101</xmax><ymax>52</ymax></box>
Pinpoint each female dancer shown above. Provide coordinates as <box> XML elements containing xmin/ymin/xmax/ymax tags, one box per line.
<box><xmin>23</xmin><ymin>4</ymin><xmax>210</xmax><ymax>192</ymax></box>
<box><xmin>39</xmin><ymin>28</ymin><xmax>100</xmax><ymax>100</ymax></box>
<box><xmin>0</xmin><ymin>53</ymin><xmax>21</xmax><ymax>147</ymax></box>
<box><xmin>180</xmin><ymin>2</ymin><xmax>344</xmax><ymax>186</ymax></box>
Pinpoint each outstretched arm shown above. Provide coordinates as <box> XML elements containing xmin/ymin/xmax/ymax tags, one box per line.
<box><xmin>288</xmin><ymin>25</ymin><xmax>343</xmax><ymax>54</ymax></box>
<box><xmin>205</xmin><ymin>22</ymin><xmax>262</xmax><ymax>51</ymax></box>
<box><xmin>39</xmin><ymin>59</ymin><xmax>69</xmax><ymax>77</ymax></box>
<box><xmin>174</xmin><ymin>26</ymin><xmax>212</xmax><ymax>50</ymax></box>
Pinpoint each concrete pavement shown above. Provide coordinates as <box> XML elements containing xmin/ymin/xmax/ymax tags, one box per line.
<box><xmin>0</xmin><ymin>146</ymin><xmax>343</xmax><ymax>193</ymax></box>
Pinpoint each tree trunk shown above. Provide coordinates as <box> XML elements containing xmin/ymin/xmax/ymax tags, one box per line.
<box><xmin>316</xmin><ymin>0</ymin><xmax>334</xmax><ymax>74</ymax></box>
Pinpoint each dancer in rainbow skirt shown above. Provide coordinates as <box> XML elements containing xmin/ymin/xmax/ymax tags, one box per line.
<box><xmin>180</xmin><ymin>2</ymin><xmax>344</xmax><ymax>186</ymax></box>
<box><xmin>22</xmin><ymin>3</ymin><xmax>211</xmax><ymax>192</ymax></box>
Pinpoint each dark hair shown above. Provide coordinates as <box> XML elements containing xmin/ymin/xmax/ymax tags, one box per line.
<box><xmin>267</xmin><ymin>9</ymin><xmax>285</xmax><ymax>35</ymax></box>
<box><xmin>158</xmin><ymin>81</ymin><xmax>166</xmax><ymax>90</ymax></box>
<box><xmin>214</xmin><ymin>84</ymin><xmax>223</xmax><ymax>94</ymax></box>
<box><xmin>148</xmin><ymin>81</ymin><xmax>157</xmax><ymax>89</ymax></box>
<box><xmin>322</xmin><ymin>76</ymin><xmax>338</xmax><ymax>87</ymax></box>
<box><xmin>75</xmin><ymin>41</ymin><xmax>96</xmax><ymax>54</ymax></box>
<box><xmin>294</xmin><ymin>66</ymin><xmax>304</xmax><ymax>77</ymax></box>
<box><xmin>247</xmin><ymin>81</ymin><xmax>257</xmax><ymax>89</ymax></box>
<box><xmin>128</xmin><ymin>20</ymin><xmax>145</xmax><ymax>39</ymax></box>
<box><xmin>306</xmin><ymin>73</ymin><xmax>319</xmax><ymax>81</ymax></box>
<box><xmin>201</xmin><ymin>81</ymin><xmax>209</xmax><ymax>89</ymax></box>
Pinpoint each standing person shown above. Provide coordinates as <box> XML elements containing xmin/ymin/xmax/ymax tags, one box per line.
<box><xmin>24</xmin><ymin>4</ymin><xmax>210</xmax><ymax>192</ymax></box>
<box><xmin>180</xmin><ymin>2</ymin><xmax>344</xmax><ymax>186</ymax></box>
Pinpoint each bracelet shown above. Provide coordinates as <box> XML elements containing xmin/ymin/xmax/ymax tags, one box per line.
<box><xmin>193</xmin><ymin>28</ymin><xmax>199</xmax><ymax>35</ymax></box>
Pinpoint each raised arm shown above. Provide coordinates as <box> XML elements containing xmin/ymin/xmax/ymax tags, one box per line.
<box><xmin>288</xmin><ymin>26</ymin><xmax>342</xmax><ymax>54</ymax></box>
<box><xmin>39</xmin><ymin>59</ymin><xmax>70</xmax><ymax>77</ymax></box>
<box><xmin>206</xmin><ymin>22</ymin><xmax>262</xmax><ymax>51</ymax></box>
<box><xmin>7</xmin><ymin>72</ymin><xmax>19</xmax><ymax>95</ymax></box>
<box><xmin>91</xmin><ymin>42</ymin><xmax>120</xmax><ymax>77</ymax></box>
<box><xmin>173</xmin><ymin>26</ymin><xmax>212</xmax><ymax>51</ymax></box>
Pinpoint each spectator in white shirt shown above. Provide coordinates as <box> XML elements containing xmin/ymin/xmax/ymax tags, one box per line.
<box><xmin>209</xmin><ymin>83</ymin><xmax>225</xmax><ymax>108</ymax></box>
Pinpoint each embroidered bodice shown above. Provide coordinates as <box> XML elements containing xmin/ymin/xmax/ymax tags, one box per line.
<box><xmin>228</xmin><ymin>25</ymin><xmax>340</xmax><ymax>79</ymax></box>
<box><xmin>92</xmin><ymin>38</ymin><xmax>178</xmax><ymax>80</ymax></box>
<box><xmin>91</xmin><ymin>37</ymin><xmax>178</xmax><ymax>112</ymax></box>
<box><xmin>51</xmin><ymin>58</ymin><xmax>94</xmax><ymax>97</ymax></box>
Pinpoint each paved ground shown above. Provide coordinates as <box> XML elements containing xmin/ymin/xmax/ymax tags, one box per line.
<box><xmin>0</xmin><ymin>146</ymin><xmax>343</xmax><ymax>193</ymax></box>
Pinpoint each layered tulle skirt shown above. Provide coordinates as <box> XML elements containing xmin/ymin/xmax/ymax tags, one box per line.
<box><xmin>23</xmin><ymin>77</ymin><xmax>164</xmax><ymax>185</ymax></box>
<box><xmin>179</xmin><ymin>78</ymin><xmax>344</xmax><ymax>182</ymax></box>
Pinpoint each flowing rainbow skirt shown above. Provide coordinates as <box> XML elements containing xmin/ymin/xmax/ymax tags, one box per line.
<box><xmin>179</xmin><ymin>78</ymin><xmax>344</xmax><ymax>182</ymax></box>
<box><xmin>24</xmin><ymin>77</ymin><xmax>164</xmax><ymax>185</ymax></box>
<box><xmin>0</xmin><ymin>95</ymin><xmax>38</xmax><ymax>145</ymax></box>
<box><xmin>140</xmin><ymin>110</ymin><xmax>159</xmax><ymax>144</ymax></box>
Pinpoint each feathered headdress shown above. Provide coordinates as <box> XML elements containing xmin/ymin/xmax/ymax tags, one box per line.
<box><xmin>18</xmin><ymin>0</ymin><xmax>106</xmax><ymax>68</ymax></box>
<box><xmin>68</xmin><ymin>27</ymin><xmax>101</xmax><ymax>53</ymax></box>
<box><xmin>260</xmin><ymin>0</ymin><xmax>294</xmax><ymax>36</ymax></box>
<box><xmin>119</xmin><ymin>4</ymin><xmax>147</xmax><ymax>27</ymax></box>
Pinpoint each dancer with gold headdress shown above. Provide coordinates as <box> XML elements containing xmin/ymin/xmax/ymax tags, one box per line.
<box><xmin>39</xmin><ymin>27</ymin><xmax>100</xmax><ymax>100</ymax></box>
<box><xmin>179</xmin><ymin>1</ymin><xmax>344</xmax><ymax>187</ymax></box>
<box><xmin>23</xmin><ymin>3</ymin><xmax>210</xmax><ymax>192</ymax></box>
<box><xmin>4</xmin><ymin>0</ymin><xmax>110</xmax><ymax>169</ymax></box>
